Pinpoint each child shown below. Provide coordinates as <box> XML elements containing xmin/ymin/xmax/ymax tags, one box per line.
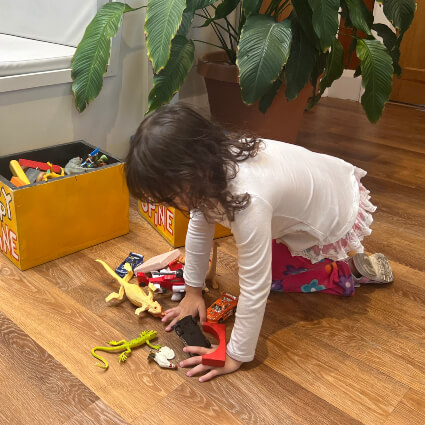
<box><xmin>125</xmin><ymin>103</ymin><xmax>394</xmax><ymax>382</ymax></box>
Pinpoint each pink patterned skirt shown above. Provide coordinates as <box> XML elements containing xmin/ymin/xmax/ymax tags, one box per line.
<box><xmin>271</xmin><ymin>167</ymin><xmax>375</xmax><ymax>296</ymax></box>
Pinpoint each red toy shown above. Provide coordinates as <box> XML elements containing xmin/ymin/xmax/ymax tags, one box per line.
<box><xmin>206</xmin><ymin>292</ymin><xmax>238</xmax><ymax>323</ymax></box>
<box><xmin>147</xmin><ymin>274</ymin><xmax>185</xmax><ymax>290</ymax></box>
<box><xmin>19</xmin><ymin>159</ymin><xmax>62</xmax><ymax>174</ymax></box>
<box><xmin>201</xmin><ymin>322</ymin><xmax>226</xmax><ymax>367</ymax></box>
<box><xmin>137</xmin><ymin>261</ymin><xmax>186</xmax><ymax>301</ymax></box>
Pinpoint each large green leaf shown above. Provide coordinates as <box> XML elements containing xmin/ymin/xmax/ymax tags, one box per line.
<box><xmin>237</xmin><ymin>16</ymin><xmax>292</xmax><ymax>104</ymax></box>
<box><xmin>340</xmin><ymin>1</ymin><xmax>353</xmax><ymax>28</ymax></box>
<box><xmin>307</xmin><ymin>0</ymin><xmax>340</xmax><ymax>52</ymax></box>
<box><xmin>292</xmin><ymin>0</ymin><xmax>319</xmax><ymax>48</ymax></box>
<box><xmin>357</xmin><ymin>39</ymin><xmax>393</xmax><ymax>123</ymax></box>
<box><xmin>177</xmin><ymin>11</ymin><xmax>195</xmax><ymax>36</ymax></box>
<box><xmin>242</xmin><ymin>0</ymin><xmax>261</xmax><ymax>16</ymax></box>
<box><xmin>343</xmin><ymin>0</ymin><xmax>373</xmax><ymax>35</ymax></box>
<box><xmin>373</xmin><ymin>23</ymin><xmax>401</xmax><ymax>75</ymax></box>
<box><xmin>307</xmin><ymin>52</ymin><xmax>327</xmax><ymax>109</ymax></box>
<box><xmin>259</xmin><ymin>77</ymin><xmax>283</xmax><ymax>113</ymax></box>
<box><xmin>145</xmin><ymin>0</ymin><xmax>186</xmax><ymax>73</ymax></box>
<box><xmin>71</xmin><ymin>2</ymin><xmax>134</xmax><ymax>112</ymax></box>
<box><xmin>306</xmin><ymin>39</ymin><xmax>343</xmax><ymax>109</ymax></box>
<box><xmin>373</xmin><ymin>23</ymin><xmax>397</xmax><ymax>50</ymax></box>
<box><xmin>379</xmin><ymin>0</ymin><xmax>416</xmax><ymax>34</ymax></box>
<box><xmin>147</xmin><ymin>36</ymin><xmax>195</xmax><ymax>113</ymax></box>
<box><xmin>319</xmin><ymin>38</ymin><xmax>345</xmax><ymax>93</ymax></box>
<box><xmin>285</xmin><ymin>19</ymin><xmax>317</xmax><ymax>100</ymax></box>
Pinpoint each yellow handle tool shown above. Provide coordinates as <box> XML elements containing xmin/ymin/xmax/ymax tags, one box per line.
<box><xmin>9</xmin><ymin>160</ymin><xmax>30</xmax><ymax>185</ymax></box>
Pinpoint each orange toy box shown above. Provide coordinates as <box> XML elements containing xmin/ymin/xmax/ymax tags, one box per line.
<box><xmin>0</xmin><ymin>141</ymin><xmax>129</xmax><ymax>270</ymax></box>
<box><xmin>138</xmin><ymin>201</ymin><xmax>231</xmax><ymax>247</ymax></box>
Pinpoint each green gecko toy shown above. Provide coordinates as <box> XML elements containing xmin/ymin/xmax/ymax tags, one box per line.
<box><xmin>91</xmin><ymin>330</ymin><xmax>161</xmax><ymax>369</ymax></box>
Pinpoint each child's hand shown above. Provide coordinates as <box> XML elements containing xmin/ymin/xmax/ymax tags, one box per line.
<box><xmin>179</xmin><ymin>346</ymin><xmax>243</xmax><ymax>382</ymax></box>
<box><xmin>161</xmin><ymin>286</ymin><xmax>206</xmax><ymax>331</ymax></box>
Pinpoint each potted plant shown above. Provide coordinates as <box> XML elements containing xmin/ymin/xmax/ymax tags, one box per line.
<box><xmin>71</xmin><ymin>0</ymin><xmax>417</xmax><ymax>140</ymax></box>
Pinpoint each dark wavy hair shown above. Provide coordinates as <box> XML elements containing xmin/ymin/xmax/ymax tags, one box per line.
<box><xmin>125</xmin><ymin>103</ymin><xmax>263</xmax><ymax>222</ymax></box>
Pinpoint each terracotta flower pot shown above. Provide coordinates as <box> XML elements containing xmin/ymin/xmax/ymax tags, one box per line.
<box><xmin>197</xmin><ymin>51</ymin><xmax>311</xmax><ymax>143</ymax></box>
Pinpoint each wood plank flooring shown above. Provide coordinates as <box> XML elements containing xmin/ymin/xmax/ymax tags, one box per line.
<box><xmin>1</xmin><ymin>98</ymin><xmax>424</xmax><ymax>424</ymax></box>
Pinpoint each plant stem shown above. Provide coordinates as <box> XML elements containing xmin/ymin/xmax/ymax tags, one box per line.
<box><xmin>125</xmin><ymin>5</ymin><xmax>146</xmax><ymax>13</ymax></box>
<box><xmin>203</xmin><ymin>8</ymin><xmax>230</xmax><ymax>47</ymax></box>
<box><xmin>209</xmin><ymin>0</ymin><xmax>237</xmax><ymax>34</ymax></box>
<box><xmin>346</xmin><ymin>29</ymin><xmax>357</xmax><ymax>68</ymax></box>
<box><xmin>194</xmin><ymin>14</ymin><xmax>238</xmax><ymax>41</ymax></box>
<box><xmin>222</xmin><ymin>16</ymin><xmax>239</xmax><ymax>37</ymax></box>
<box><xmin>226</xmin><ymin>20</ymin><xmax>234</xmax><ymax>51</ymax></box>
<box><xmin>193</xmin><ymin>39</ymin><xmax>225</xmax><ymax>50</ymax></box>
<box><xmin>200</xmin><ymin>8</ymin><xmax>233</xmax><ymax>60</ymax></box>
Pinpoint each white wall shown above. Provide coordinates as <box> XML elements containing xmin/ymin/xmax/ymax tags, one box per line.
<box><xmin>178</xmin><ymin>11</ymin><xmax>238</xmax><ymax>113</ymax></box>
<box><xmin>0</xmin><ymin>5</ymin><xmax>149</xmax><ymax>159</ymax></box>
<box><xmin>0</xmin><ymin>0</ymin><xmax>99</xmax><ymax>47</ymax></box>
<box><xmin>327</xmin><ymin>3</ymin><xmax>395</xmax><ymax>102</ymax></box>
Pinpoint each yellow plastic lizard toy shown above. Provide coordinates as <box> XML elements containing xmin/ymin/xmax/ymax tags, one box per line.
<box><xmin>91</xmin><ymin>330</ymin><xmax>161</xmax><ymax>369</ymax></box>
<box><xmin>96</xmin><ymin>259</ymin><xmax>164</xmax><ymax>317</ymax></box>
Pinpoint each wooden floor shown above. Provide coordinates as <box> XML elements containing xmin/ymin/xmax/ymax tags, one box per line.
<box><xmin>1</xmin><ymin>98</ymin><xmax>425</xmax><ymax>425</ymax></box>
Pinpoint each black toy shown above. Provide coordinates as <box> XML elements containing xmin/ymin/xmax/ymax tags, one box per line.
<box><xmin>172</xmin><ymin>315</ymin><xmax>211</xmax><ymax>356</ymax></box>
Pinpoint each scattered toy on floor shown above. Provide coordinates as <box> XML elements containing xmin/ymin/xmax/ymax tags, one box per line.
<box><xmin>172</xmin><ymin>315</ymin><xmax>212</xmax><ymax>356</ymax></box>
<box><xmin>134</xmin><ymin>249</ymin><xmax>182</xmax><ymax>274</ymax></box>
<box><xmin>148</xmin><ymin>346</ymin><xmax>178</xmax><ymax>369</ymax></box>
<box><xmin>201</xmin><ymin>321</ymin><xmax>226</xmax><ymax>367</ymax></box>
<box><xmin>115</xmin><ymin>252</ymin><xmax>144</xmax><ymax>278</ymax></box>
<box><xmin>172</xmin><ymin>316</ymin><xmax>226</xmax><ymax>366</ymax></box>
<box><xmin>91</xmin><ymin>330</ymin><xmax>161</xmax><ymax>369</ymax></box>
<box><xmin>96</xmin><ymin>259</ymin><xmax>164</xmax><ymax>317</ymax></box>
<box><xmin>143</xmin><ymin>272</ymin><xmax>186</xmax><ymax>301</ymax></box>
<box><xmin>206</xmin><ymin>292</ymin><xmax>238</xmax><ymax>323</ymax></box>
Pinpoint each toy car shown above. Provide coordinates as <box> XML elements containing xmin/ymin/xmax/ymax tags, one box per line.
<box><xmin>115</xmin><ymin>252</ymin><xmax>144</xmax><ymax>278</ymax></box>
<box><xmin>206</xmin><ymin>292</ymin><xmax>238</xmax><ymax>323</ymax></box>
<box><xmin>137</xmin><ymin>261</ymin><xmax>186</xmax><ymax>301</ymax></box>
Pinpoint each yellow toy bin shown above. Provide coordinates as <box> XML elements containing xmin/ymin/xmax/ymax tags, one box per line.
<box><xmin>138</xmin><ymin>201</ymin><xmax>231</xmax><ymax>247</ymax></box>
<box><xmin>0</xmin><ymin>141</ymin><xmax>129</xmax><ymax>270</ymax></box>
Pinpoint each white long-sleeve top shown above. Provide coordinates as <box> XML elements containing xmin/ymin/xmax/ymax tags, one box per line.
<box><xmin>183</xmin><ymin>139</ymin><xmax>361</xmax><ymax>362</ymax></box>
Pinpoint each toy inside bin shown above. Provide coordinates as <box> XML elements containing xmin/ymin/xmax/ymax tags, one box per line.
<box><xmin>0</xmin><ymin>141</ymin><xmax>129</xmax><ymax>270</ymax></box>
